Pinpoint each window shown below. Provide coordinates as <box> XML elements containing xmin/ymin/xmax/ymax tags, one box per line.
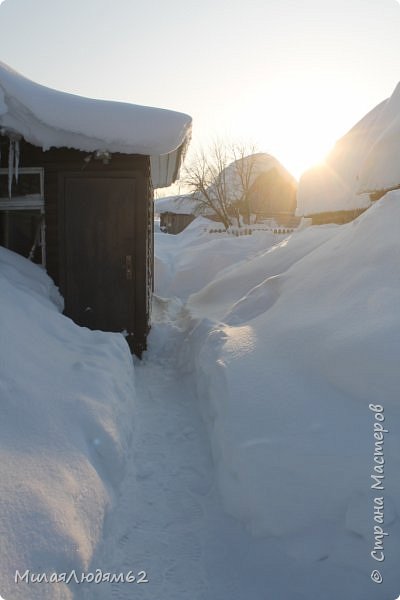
<box><xmin>0</xmin><ymin>168</ymin><xmax>46</xmax><ymax>266</ymax></box>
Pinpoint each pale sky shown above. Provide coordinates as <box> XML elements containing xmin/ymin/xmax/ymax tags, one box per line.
<box><xmin>0</xmin><ymin>0</ymin><xmax>399</xmax><ymax>180</ymax></box>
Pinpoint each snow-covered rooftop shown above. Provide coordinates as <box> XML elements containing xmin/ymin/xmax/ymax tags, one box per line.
<box><xmin>221</xmin><ymin>153</ymin><xmax>296</xmax><ymax>195</ymax></box>
<box><xmin>155</xmin><ymin>194</ymin><xmax>199</xmax><ymax>215</ymax></box>
<box><xmin>358</xmin><ymin>82</ymin><xmax>400</xmax><ymax>193</ymax></box>
<box><xmin>296</xmin><ymin>81</ymin><xmax>400</xmax><ymax>216</ymax></box>
<box><xmin>0</xmin><ymin>62</ymin><xmax>192</xmax><ymax>188</ymax></box>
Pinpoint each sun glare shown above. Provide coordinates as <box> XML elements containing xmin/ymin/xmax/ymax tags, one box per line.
<box><xmin>269</xmin><ymin>140</ymin><xmax>329</xmax><ymax>182</ymax></box>
<box><xmin>222</xmin><ymin>77</ymin><xmax>354</xmax><ymax>181</ymax></box>
<box><xmin>255</xmin><ymin>94</ymin><xmax>343</xmax><ymax>180</ymax></box>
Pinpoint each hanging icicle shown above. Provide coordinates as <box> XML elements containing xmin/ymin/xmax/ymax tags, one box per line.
<box><xmin>14</xmin><ymin>139</ymin><xmax>20</xmax><ymax>184</ymax></box>
<box><xmin>8</xmin><ymin>138</ymin><xmax>15</xmax><ymax>200</ymax></box>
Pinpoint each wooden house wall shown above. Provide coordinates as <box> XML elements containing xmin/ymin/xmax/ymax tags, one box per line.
<box><xmin>2</xmin><ymin>137</ymin><xmax>153</xmax><ymax>354</ymax></box>
<box><xmin>160</xmin><ymin>212</ymin><xmax>195</xmax><ymax>234</ymax></box>
<box><xmin>248</xmin><ymin>169</ymin><xmax>297</xmax><ymax>217</ymax></box>
<box><xmin>12</xmin><ymin>141</ymin><xmax>149</xmax><ymax>278</ymax></box>
<box><xmin>308</xmin><ymin>208</ymin><xmax>367</xmax><ymax>225</ymax></box>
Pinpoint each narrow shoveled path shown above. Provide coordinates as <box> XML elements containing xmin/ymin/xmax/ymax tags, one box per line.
<box><xmin>80</xmin><ymin>349</ymin><xmax>273</xmax><ymax>600</ymax></box>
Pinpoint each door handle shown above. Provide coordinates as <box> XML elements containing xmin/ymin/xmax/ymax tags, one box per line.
<box><xmin>125</xmin><ymin>255</ymin><xmax>133</xmax><ymax>280</ymax></box>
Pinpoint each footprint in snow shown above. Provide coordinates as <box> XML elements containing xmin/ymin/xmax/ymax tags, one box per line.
<box><xmin>175</xmin><ymin>465</ymin><xmax>213</xmax><ymax>497</ymax></box>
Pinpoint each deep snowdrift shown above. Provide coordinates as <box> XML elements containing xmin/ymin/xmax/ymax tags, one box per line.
<box><xmin>155</xmin><ymin>195</ymin><xmax>400</xmax><ymax>598</ymax></box>
<box><xmin>0</xmin><ymin>247</ymin><xmax>135</xmax><ymax>600</ymax></box>
<box><xmin>155</xmin><ymin>217</ymin><xmax>284</xmax><ymax>301</ymax></box>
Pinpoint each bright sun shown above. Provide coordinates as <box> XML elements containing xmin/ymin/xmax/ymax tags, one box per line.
<box><xmin>269</xmin><ymin>137</ymin><xmax>330</xmax><ymax>181</ymax></box>
<box><xmin>225</xmin><ymin>79</ymin><xmax>352</xmax><ymax>181</ymax></box>
<box><xmin>256</xmin><ymin>94</ymin><xmax>344</xmax><ymax>180</ymax></box>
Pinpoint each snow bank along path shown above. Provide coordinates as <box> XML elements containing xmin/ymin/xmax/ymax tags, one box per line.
<box><xmin>151</xmin><ymin>201</ymin><xmax>400</xmax><ymax>600</ymax></box>
<box><xmin>0</xmin><ymin>246</ymin><xmax>135</xmax><ymax>600</ymax></box>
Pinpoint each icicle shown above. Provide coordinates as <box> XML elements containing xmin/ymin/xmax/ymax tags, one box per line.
<box><xmin>14</xmin><ymin>139</ymin><xmax>20</xmax><ymax>184</ymax></box>
<box><xmin>8</xmin><ymin>138</ymin><xmax>15</xmax><ymax>200</ymax></box>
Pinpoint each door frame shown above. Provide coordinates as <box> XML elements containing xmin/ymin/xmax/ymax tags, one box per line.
<box><xmin>57</xmin><ymin>170</ymin><xmax>145</xmax><ymax>341</ymax></box>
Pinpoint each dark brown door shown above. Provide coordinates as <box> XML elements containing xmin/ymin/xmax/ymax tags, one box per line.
<box><xmin>61</xmin><ymin>175</ymin><xmax>136</xmax><ymax>336</ymax></box>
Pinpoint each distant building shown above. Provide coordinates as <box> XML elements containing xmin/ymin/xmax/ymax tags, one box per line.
<box><xmin>155</xmin><ymin>195</ymin><xmax>198</xmax><ymax>234</ymax></box>
<box><xmin>213</xmin><ymin>153</ymin><xmax>298</xmax><ymax>227</ymax></box>
<box><xmin>157</xmin><ymin>154</ymin><xmax>298</xmax><ymax>232</ymax></box>
<box><xmin>245</xmin><ymin>162</ymin><xmax>298</xmax><ymax>226</ymax></box>
<box><xmin>296</xmin><ymin>81</ymin><xmax>400</xmax><ymax>224</ymax></box>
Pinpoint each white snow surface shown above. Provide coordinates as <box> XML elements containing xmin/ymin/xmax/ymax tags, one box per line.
<box><xmin>154</xmin><ymin>217</ymin><xmax>284</xmax><ymax>301</ymax></box>
<box><xmin>2</xmin><ymin>190</ymin><xmax>400</xmax><ymax>599</ymax></box>
<box><xmin>153</xmin><ymin>195</ymin><xmax>400</xmax><ymax>598</ymax></box>
<box><xmin>0</xmin><ymin>246</ymin><xmax>135</xmax><ymax>600</ymax></box>
<box><xmin>0</xmin><ymin>61</ymin><xmax>191</xmax><ymax>158</ymax></box>
<box><xmin>358</xmin><ymin>82</ymin><xmax>400</xmax><ymax>192</ymax></box>
<box><xmin>155</xmin><ymin>194</ymin><xmax>199</xmax><ymax>215</ymax></box>
<box><xmin>297</xmin><ymin>81</ymin><xmax>400</xmax><ymax>215</ymax></box>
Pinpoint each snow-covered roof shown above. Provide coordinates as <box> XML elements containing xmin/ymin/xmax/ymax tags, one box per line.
<box><xmin>220</xmin><ymin>153</ymin><xmax>295</xmax><ymax>196</ymax></box>
<box><xmin>202</xmin><ymin>152</ymin><xmax>295</xmax><ymax>210</ymax></box>
<box><xmin>296</xmin><ymin>81</ymin><xmax>400</xmax><ymax>216</ymax></box>
<box><xmin>155</xmin><ymin>194</ymin><xmax>199</xmax><ymax>215</ymax></box>
<box><xmin>358</xmin><ymin>82</ymin><xmax>400</xmax><ymax>193</ymax></box>
<box><xmin>0</xmin><ymin>62</ymin><xmax>192</xmax><ymax>188</ymax></box>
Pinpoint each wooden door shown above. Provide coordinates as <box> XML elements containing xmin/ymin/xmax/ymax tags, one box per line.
<box><xmin>60</xmin><ymin>175</ymin><xmax>136</xmax><ymax>340</ymax></box>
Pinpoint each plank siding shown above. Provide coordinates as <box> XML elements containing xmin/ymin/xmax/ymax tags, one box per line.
<box><xmin>1</xmin><ymin>135</ymin><xmax>152</xmax><ymax>355</ymax></box>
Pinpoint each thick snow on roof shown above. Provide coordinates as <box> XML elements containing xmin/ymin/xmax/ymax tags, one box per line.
<box><xmin>225</xmin><ymin>153</ymin><xmax>295</xmax><ymax>187</ymax></box>
<box><xmin>214</xmin><ymin>153</ymin><xmax>295</xmax><ymax>201</ymax></box>
<box><xmin>0</xmin><ymin>62</ymin><xmax>192</xmax><ymax>187</ymax></box>
<box><xmin>358</xmin><ymin>82</ymin><xmax>400</xmax><ymax>193</ymax></box>
<box><xmin>155</xmin><ymin>194</ymin><xmax>199</xmax><ymax>215</ymax></box>
<box><xmin>297</xmin><ymin>82</ymin><xmax>400</xmax><ymax>215</ymax></box>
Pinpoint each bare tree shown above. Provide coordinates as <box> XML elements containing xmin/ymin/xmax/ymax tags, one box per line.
<box><xmin>183</xmin><ymin>141</ymin><xmax>232</xmax><ymax>228</ymax></box>
<box><xmin>229</xmin><ymin>142</ymin><xmax>259</xmax><ymax>225</ymax></box>
<box><xmin>183</xmin><ymin>139</ymin><xmax>260</xmax><ymax>228</ymax></box>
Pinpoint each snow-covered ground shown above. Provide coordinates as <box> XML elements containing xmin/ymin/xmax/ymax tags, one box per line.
<box><xmin>0</xmin><ymin>247</ymin><xmax>135</xmax><ymax>600</ymax></box>
<box><xmin>1</xmin><ymin>192</ymin><xmax>400</xmax><ymax>600</ymax></box>
<box><xmin>154</xmin><ymin>217</ymin><xmax>286</xmax><ymax>301</ymax></box>
<box><xmin>152</xmin><ymin>196</ymin><xmax>400</xmax><ymax>599</ymax></box>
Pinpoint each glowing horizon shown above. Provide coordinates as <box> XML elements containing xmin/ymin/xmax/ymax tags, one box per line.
<box><xmin>0</xmin><ymin>0</ymin><xmax>399</xmax><ymax>185</ymax></box>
